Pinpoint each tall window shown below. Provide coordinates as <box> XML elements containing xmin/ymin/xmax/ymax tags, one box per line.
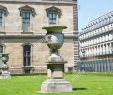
<box><xmin>23</xmin><ymin>45</ymin><xmax>31</xmax><ymax>66</ymax></box>
<box><xmin>0</xmin><ymin>5</ymin><xmax>8</xmax><ymax>32</ymax></box>
<box><xmin>19</xmin><ymin>5</ymin><xmax>36</xmax><ymax>32</ymax></box>
<box><xmin>48</xmin><ymin>12</ymin><xmax>57</xmax><ymax>24</ymax></box>
<box><xmin>0</xmin><ymin>11</ymin><xmax>3</xmax><ymax>32</ymax></box>
<box><xmin>0</xmin><ymin>45</ymin><xmax>3</xmax><ymax>53</ymax></box>
<box><xmin>46</xmin><ymin>6</ymin><xmax>61</xmax><ymax>25</ymax></box>
<box><xmin>22</xmin><ymin>11</ymin><xmax>30</xmax><ymax>32</ymax></box>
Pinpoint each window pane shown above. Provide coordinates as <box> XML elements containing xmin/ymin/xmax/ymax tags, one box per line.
<box><xmin>0</xmin><ymin>12</ymin><xmax>3</xmax><ymax>32</ymax></box>
<box><xmin>26</xmin><ymin>13</ymin><xmax>30</xmax><ymax>18</ymax></box>
<box><xmin>0</xmin><ymin>23</ymin><xmax>2</xmax><ymax>31</ymax></box>
<box><xmin>48</xmin><ymin>12</ymin><xmax>57</xmax><ymax>24</ymax></box>
<box><xmin>23</xmin><ymin>45</ymin><xmax>31</xmax><ymax>66</ymax></box>
<box><xmin>0</xmin><ymin>18</ymin><xmax>2</xmax><ymax>23</ymax></box>
<box><xmin>0</xmin><ymin>11</ymin><xmax>3</xmax><ymax>17</ymax></box>
<box><xmin>22</xmin><ymin>12</ymin><xmax>30</xmax><ymax>32</ymax></box>
<box><xmin>0</xmin><ymin>13</ymin><xmax>2</xmax><ymax>18</ymax></box>
<box><xmin>0</xmin><ymin>45</ymin><xmax>3</xmax><ymax>53</ymax></box>
<box><xmin>22</xmin><ymin>13</ymin><xmax>25</xmax><ymax>18</ymax></box>
<box><xmin>22</xmin><ymin>23</ymin><xmax>29</xmax><ymax>32</ymax></box>
<box><xmin>49</xmin><ymin>13</ymin><xmax>52</xmax><ymax>18</ymax></box>
<box><xmin>53</xmin><ymin>13</ymin><xmax>57</xmax><ymax>18</ymax></box>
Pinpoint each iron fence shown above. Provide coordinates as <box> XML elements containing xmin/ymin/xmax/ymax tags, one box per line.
<box><xmin>77</xmin><ymin>59</ymin><xmax>113</xmax><ymax>72</ymax></box>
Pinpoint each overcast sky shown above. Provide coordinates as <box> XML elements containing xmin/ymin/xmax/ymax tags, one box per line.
<box><xmin>78</xmin><ymin>0</ymin><xmax>113</xmax><ymax>32</ymax></box>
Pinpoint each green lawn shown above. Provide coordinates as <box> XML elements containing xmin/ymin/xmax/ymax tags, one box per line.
<box><xmin>0</xmin><ymin>73</ymin><xmax>113</xmax><ymax>95</ymax></box>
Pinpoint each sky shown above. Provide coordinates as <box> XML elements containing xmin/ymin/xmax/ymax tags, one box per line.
<box><xmin>78</xmin><ymin>0</ymin><xmax>113</xmax><ymax>32</ymax></box>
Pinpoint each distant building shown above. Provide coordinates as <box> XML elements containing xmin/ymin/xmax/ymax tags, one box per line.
<box><xmin>78</xmin><ymin>11</ymin><xmax>113</xmax><ymax>72</ymax></box>
<box><xmin>0</xmin><ymin>0</ymin><xmax>78</xmax><ymax>74</ymax></box>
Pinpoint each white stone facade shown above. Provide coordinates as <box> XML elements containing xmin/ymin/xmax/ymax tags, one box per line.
<box><xmin>79</xmin><ymin>11</ymin><xmax>113</xmax><ymax>60</ymax></box>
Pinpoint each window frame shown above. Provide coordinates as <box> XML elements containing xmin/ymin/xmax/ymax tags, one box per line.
<box><xmin>21</xmin><ymin>11</ymin><xmax>31</xmax><ymax>32</ymax></box>
<box><xmin>23</xmin><ymin>44</ymin><xmax>31</xmax><ymax>66</ymax></box>
<box><xmin>48</xmin><ymin>12</ymin><xmax>57</xmax><ymax>25</ymax></box>
<box><xmin>0</xmin><ymin>45</ymin><xmax>3</xmax><ymax>53</ymax></box>
<box><xmin>46</xmin><ymin>6</ymin><xmax>62</xmax><ymax>25</ymax></box>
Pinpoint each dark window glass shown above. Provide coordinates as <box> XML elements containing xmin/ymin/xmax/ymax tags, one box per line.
<box><xmin>23</xmin><ymin>45</ymin><xmax>31</xmax><ymax>66</ymax></box>
<box><xmin>22</xmin><ymin>12</ymin><xmax>30</xmax><ymax>32</ymax></box>
<box><xmin>48</xmin><ymin>12</ymin><xmax>57</xmax><ymax>24</ymax></box>
<box><xmin>0</xmin><ymin>45</ymin><xmax>3</xmax><ymax>53</ymax></box>
<box><xmin>0</xmin><ymin>11</ymin><xmax>3</xmax><ymax>32</ymax></box>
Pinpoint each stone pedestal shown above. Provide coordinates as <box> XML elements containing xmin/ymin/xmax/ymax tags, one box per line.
<box><xmin>41</xmin><ymin>26</ymin><xmax>73</xmax><ymax>93</ymax></box>
<box><xmin>41</xmin><ymin>79</ymin><xmax>72</xmax><ymax>92</ymax></box>
<box><xmin>0</xmin><ymin>66</ymin><xmax>11</xmax><ymax>79</ymax></box>
<box><xmin>0</xmin><ymin>71</ymin><xmax>11</xmax><ymax>79</ymax></box>
<box><xmin>0</xmin><ymin>53</ymin><xmax>11</xmax><ymax>79</ymax></box>
<box><xmin>41</xmin><ymin>62</ymin><xmax>72</xmax><ymax>93</ymax></box>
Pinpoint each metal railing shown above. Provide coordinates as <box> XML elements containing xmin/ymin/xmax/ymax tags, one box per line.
<box><xmin>77</xmin><ymin>59</ymin><xmax>113</xmax><ymax>72</ymax></box>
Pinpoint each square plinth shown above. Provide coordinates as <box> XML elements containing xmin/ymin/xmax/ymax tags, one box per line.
<box><xmin>0</xmin><ymin>71</ymin><xmax>11</xmax><ymax>79</ymax></box>
<box><xmin>41</xmin><ymin>79</ymin><xmax>72</xmax><ymax>92</ymax></box>
<box><xmin>47</xmin><ymin>63</ymin><xmax>64</xmax><ymax>79</ymax></box>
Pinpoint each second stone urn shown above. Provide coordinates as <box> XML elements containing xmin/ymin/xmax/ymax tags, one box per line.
<box><xmin>41</xmin><ymin>26</ymin><xmax>72</xmax><ymax>92</ymax></box>
<box><xmin>0</xmin><ymin>53</ymin><xmax>11</xmax><ymax>79</ymax></box>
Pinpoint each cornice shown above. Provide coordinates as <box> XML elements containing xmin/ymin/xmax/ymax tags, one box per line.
<box><xmin>0</xmin><ymin>33</ymin><xmax>78</xmax><ymax>39</ymax></box>
<box><xmin>0</xmin><ymin>0</ymin><xmax>77</xmax><ymax>6</ymax></box>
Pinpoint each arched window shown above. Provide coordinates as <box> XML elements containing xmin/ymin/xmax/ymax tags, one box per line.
<box><xmin>0</xmin><ymin>5</ymin><xmax>8</xmax><ymax>32</ymax></box>
<box><xmin>19</xmin><ymin>5</ymin><xmax>36</xmax><ymax>32</ymax></box>
<box><xmin>23</xmin><ymin>45</ymin><xmax>31</xmax><ymax>66</ymax></box>
<box><xmin>46</xmin><ymin>6</ymin><xmax>62</xmax><ymax>25</ymax></box>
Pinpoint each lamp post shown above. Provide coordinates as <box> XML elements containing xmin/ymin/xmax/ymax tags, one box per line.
<box><xmin>41</xmin><ymin>26</ymin><xmax>72</xmax><ymax>93</ymax></box>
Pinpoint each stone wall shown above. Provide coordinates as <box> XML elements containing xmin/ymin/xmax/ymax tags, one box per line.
<box><xmin>0</xmin><ymin>0</ymin><xmax>78</xmax><ymax>74</ymax></box>
<box><xmin>2</xmin><ymin>4</ymin><xmax>74</xmax><ymax>33</ymax></box>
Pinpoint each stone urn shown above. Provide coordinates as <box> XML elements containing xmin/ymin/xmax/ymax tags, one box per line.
<box><xmin>41</xmin><ymin>26</ymin><xmax>72</xmax><ymax>92</ymax></box>
<box><xmin>44</xmin><ymin>26</ymin><xmax>66</xmax><ymax>62</ymax></box>
<box><xmin>0</xmin><ymin>53</ymin><xmax>11</xmax><ymax>79</ymax></box>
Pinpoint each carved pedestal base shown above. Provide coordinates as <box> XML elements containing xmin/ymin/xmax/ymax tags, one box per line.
<box><xmin>41</xmin><ymin>79</ymin><xmax>72</xmax><ymax>93</ymax></box>
<box><xmin>41</xmin><ymin>62</ymin><xmax>72</xmax><ymax>93</ymax></box>
<box><xmin>0</xmin><ymin>70</ymin><xmax>11</xmax><ymax>79</ymax></box>
<box><xmin>0</xmin><ymin>65</ymin><xmax>11</xmax><ymax>79</ymax></box>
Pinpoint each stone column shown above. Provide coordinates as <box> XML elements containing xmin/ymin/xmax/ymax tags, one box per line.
<box><xmin>97</xmin><ymin>45</ymin><xmax>99</xmax><ymax>55</ymax></box>
<box><xmin>109</xmin><ymin>42</ymin><xmax>112</xmax><ymax>53</ymax></box>
<box><xmin>91</xmin><ymin>47</ymin><xmax>93</xmax><ymax>56</ymax></box>
<box><xmin>89</xmin><ymin>48</ymin><xmax>91</xmax><ymax>56</ymax></box>
<box><xmin>103</xmin><ymin>44</ymin><xmax>106</xmax><ymax>54</ymax></box>
<box><xmin>94</xmin><ymin>46</ymin><xmax>96</xmax><ymax>56</ymax></box>
<box><xmin>106</xmin><ymin>43</ymin><xmax>109</xmax><ymax>54</ymax></box>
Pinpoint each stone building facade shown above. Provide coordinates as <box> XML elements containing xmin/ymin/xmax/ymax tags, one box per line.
<box><xmin>79</xmin><ymin>11</ymin><xmax>113</xmax><ymax>72</ymax></box>
<box><xmin>0</xmin><ymin>0</ymin><xmax>78</xmax><ymax>74</ymax></box>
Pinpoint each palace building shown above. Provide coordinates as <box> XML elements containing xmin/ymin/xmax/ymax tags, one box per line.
<box><xmin>79</xmin><ymin>11</ymin><xmax>113</xmax><ymax>72</ymax></box>
<box><xmin>0</xmin><ymin>0</ymin><xmax>78</xmax><ymax>74</ymax></box>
